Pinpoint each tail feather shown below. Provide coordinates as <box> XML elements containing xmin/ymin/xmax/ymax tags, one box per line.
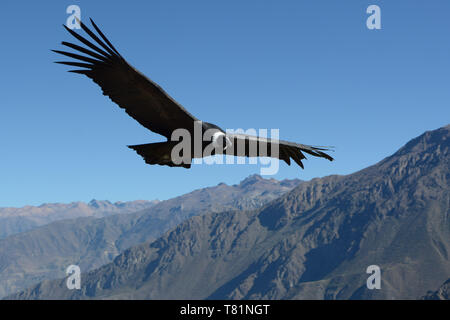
<box><xmin>128</xmin><ymin>142</ymin><xmax>191</xmax><ymax>169</ymax></box>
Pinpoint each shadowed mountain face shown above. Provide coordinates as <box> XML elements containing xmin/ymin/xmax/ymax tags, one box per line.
<box><xmin>0</xmin><ymin>200</ymin><xmax>159</xmax><ymax>239</ymax></box>
<box><xmin>422</xmin><ymin>278</ymin><xmax>450</xmax><ymax>300</ymax></box>
<box><xmin>7</xmin><ymin>125</ymin><xmax>449</xmax><ymax>300</ymax></box>
<box><xmin>0</xmin><ymin>176</ymin><xmax>301</xmax><ymax>298</ymax></box>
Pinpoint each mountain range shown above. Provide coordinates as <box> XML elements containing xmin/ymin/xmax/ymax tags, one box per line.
<box><xmin>7</xmin><ymin>125</ymin><xmax>449</xmax><ymax>299</ymax></box>
<box><xmin>0</xmin><ymin>175</ymin><xmax>301</xmax><ymax>298</ymax></box>
<box><xmin>0</xmin><ymin>199</ymin><xmax>159</xmax><ymax>239</ymax></box>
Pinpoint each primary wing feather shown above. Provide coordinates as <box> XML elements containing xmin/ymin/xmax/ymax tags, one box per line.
<box><xmin>53</xmin><ymin>18</ymin><xmax>198</xmax><ymax>139</ymax></box>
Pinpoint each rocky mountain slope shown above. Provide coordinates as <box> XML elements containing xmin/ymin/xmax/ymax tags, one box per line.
<box><xmin>422</xmin><ymin>278</ymin><xmax>450</xmax><ymax>300</ymax></box>
<box><xmin>7</xmin><ymin>125</ymin><xmax>449</xmax><ymax>300</ymax></box>
<box><xmin>0</xmin><ymin>176</ymin><xmax>301</xmax><ymax>298</ymax></box>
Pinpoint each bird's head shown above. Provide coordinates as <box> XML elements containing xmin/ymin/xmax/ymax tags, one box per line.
<box><xmin>203</xmin><ymin>122</ymin><xmax>232</xmax><ymax>151</ymax></box>
<box><xmin>212</xmin><ymin>131</ymin><xmax>232</xmax><ymax>150</ymax></box>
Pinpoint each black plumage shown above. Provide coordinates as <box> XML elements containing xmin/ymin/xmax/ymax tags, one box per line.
<box><xmin>53</xmin><ymin>18</ymin><xmax>334</xmax><ymax>169</ymax></box>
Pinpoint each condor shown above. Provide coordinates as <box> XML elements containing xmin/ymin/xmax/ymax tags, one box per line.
<box><xmin>53</xmin><ymin>18</ymin><xmax>333</xmax><ymax>169</ymax></box>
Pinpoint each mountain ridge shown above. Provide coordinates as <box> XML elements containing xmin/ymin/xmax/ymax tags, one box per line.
<box><xmin>0</xmin><ymin>199</ymin><xmax>159</xmax><ymax>239</ymax></box>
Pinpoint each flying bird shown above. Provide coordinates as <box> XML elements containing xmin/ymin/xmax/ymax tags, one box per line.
<box><xmin>53</xmin><ymin>18</ymin><xmax>334</xmax><ymax>169</ymax></box>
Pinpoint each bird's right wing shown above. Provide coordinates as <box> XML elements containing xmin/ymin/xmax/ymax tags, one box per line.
<box><xmin>53</xmin><ymin>18</ymin><xmax>198</xmax><ymax>139</ymax></box>
<box><xmin>224</xmin><ymin>133</ymin><xmax>334</xmax><ymax>169</ymax></box>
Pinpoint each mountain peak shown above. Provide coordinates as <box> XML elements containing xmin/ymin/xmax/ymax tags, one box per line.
<box><xmin>88</xmin><ymin>199</ymin><xmax>109</xmax><ymax>209</ymax></box>
<box><xmin>240</xmin><ymin>174</ymin><xmax>265</xmax><ymax>186</ymax></box>
<box><xmin>394</xmin><ymin>124</ymin><xmax>449</xmax><ymax>157</ymax></box>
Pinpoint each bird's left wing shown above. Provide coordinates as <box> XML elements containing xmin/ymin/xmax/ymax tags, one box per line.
<box><xmin>53</xmin><ymin>18</ymin><xmax>199</xmax><ymax>139</ymax></box>
<box><xmin>223</xmin><ymin>133</ymin><xmax>334</xmax><ymax>169</ymax></box>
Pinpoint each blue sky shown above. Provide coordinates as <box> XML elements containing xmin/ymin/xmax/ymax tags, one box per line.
<box><xmin>1</xmin><ymin>0</ymin><xmax>449</xmax><ymax>207</ymax></box>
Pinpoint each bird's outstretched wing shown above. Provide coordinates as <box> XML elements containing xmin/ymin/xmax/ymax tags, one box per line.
<box><xmin>224</xmin><ymin>133</ymin><xmax>334</xmax><ymax>169</ymax></box>
<box><xmin>53</xmin><ymin>18</ymin><xmax>198</xmax><ymax>139</ymax></box>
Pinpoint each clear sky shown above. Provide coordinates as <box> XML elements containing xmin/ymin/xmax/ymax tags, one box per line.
<box><xmin>1</xmin><ymin>0</ymin><xmax>449</xmax><ymax>207</ymax></box>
